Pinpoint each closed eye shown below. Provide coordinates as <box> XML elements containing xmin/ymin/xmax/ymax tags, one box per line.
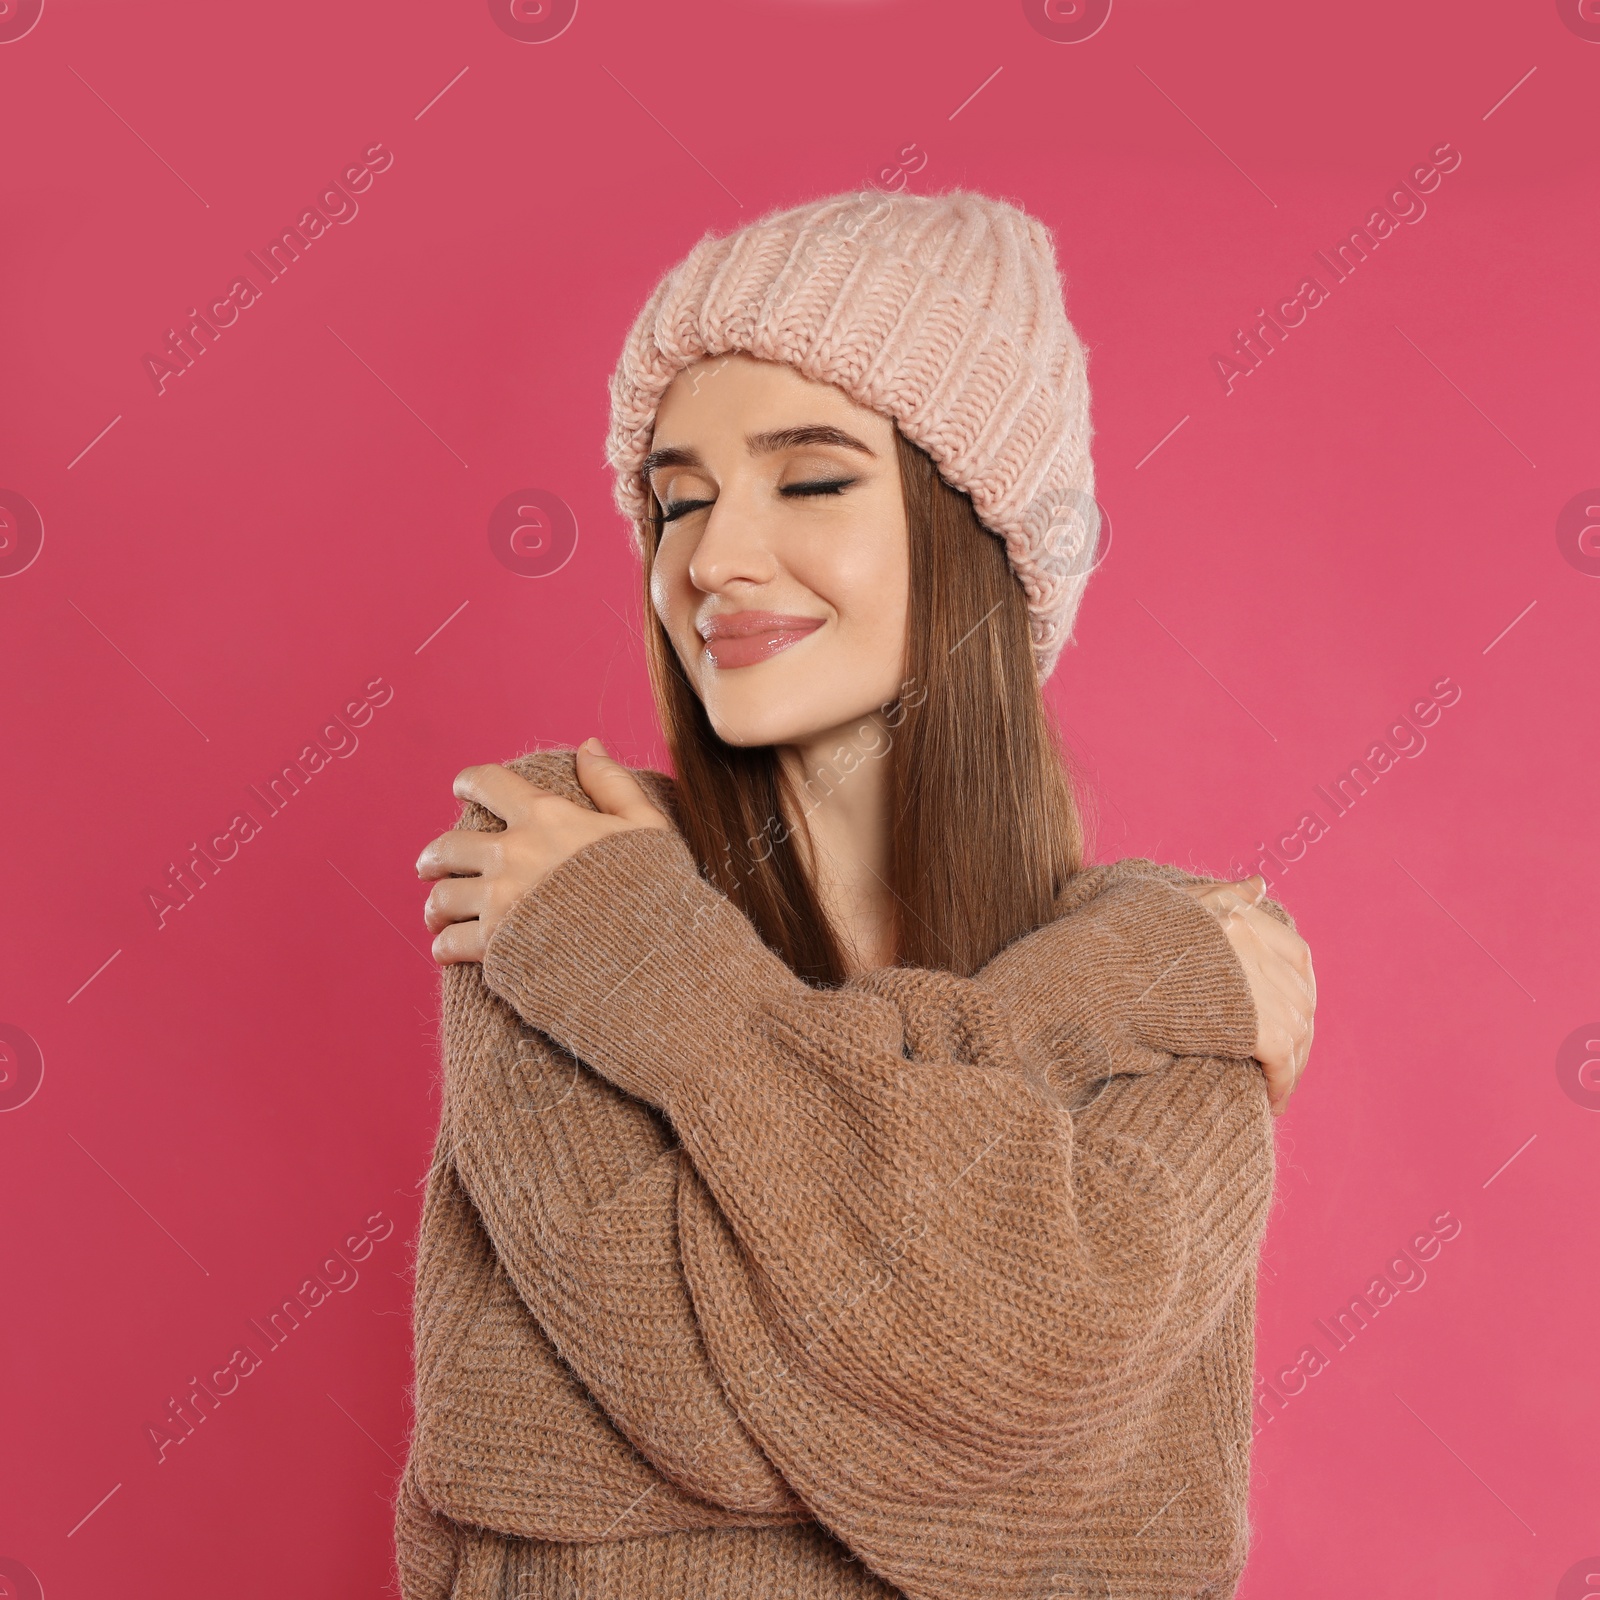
<box><xmin>661</xmin><ymin>497</ymin><xmax>712</xmax><ymax>523</ymax></box>
<box><xmin>782</xmin><ymin>476</ymin><xmax>858</xmax><ymax>498</ymax></box>
<box><xmin>661</xmin><ymin>477</ymin><xmax>859</xmax><ymax>523</ymax></box>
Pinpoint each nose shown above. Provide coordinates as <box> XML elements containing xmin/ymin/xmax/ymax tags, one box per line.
<box><xmin>685</xmin><ymin>478</ymin><xmax>779</xmax><ymax>594</ymax></box>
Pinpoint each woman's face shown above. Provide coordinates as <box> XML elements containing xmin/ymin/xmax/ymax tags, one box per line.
<box><xmin>646</xmin><ymin>353</ymin><xmax>910</xmax><ymax>750</ymax></box>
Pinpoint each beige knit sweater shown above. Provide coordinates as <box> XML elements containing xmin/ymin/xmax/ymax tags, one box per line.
<box><xmin>395</xmin><ymin>748</ymin><xmax>1287</xmax><ymax>1600</ymax></box>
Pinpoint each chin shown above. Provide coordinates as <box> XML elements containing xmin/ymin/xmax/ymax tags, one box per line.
<box><xmin>700</xmin><ymin>690</ymin><xmax>837</xmax><ymax>750</ymax></box>
<box><xmin>697</xmin><ymin>659</ymin><xmax>889</xmax><ymax>751</ymax></box>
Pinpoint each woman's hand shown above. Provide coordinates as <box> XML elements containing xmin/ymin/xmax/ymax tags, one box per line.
<box><xmin>1178</xmin><ymin>875</ymin><xmax>1316</xmax><ymax>1116</ymax></box>
<box><xmin>417</xmin><ymin>739</ymin><xmax>673</xmax><ymax>964</ymax></box>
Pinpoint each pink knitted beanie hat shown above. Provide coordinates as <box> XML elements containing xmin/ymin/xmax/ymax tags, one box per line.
<box><xmin>604</xmin><ymin>187</ymin><xmax>1101</xmax><ymax>684</ymax></box>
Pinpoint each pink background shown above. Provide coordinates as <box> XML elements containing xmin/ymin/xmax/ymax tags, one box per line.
<box><xmin>2</xmin><ymin>0</ymin><xmax>1596</xmax><ymax>1595</ymax></box>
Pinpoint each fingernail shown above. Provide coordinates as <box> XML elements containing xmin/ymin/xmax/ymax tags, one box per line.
<box><xmin>581</xmin><ymin>736</ymin><xmax>605</xmax><ymax>755</ymax></box>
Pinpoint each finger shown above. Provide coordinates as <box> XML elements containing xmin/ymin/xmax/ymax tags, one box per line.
<box><xmin>1249</xmin><ymin>928</ymin><xmax>1315</xmax><ymax>1015</ymax></box>
<box><xmin>1254</xmin><ymin>997</ymin><xmax>1311</xmax><ymax>1116</ymax></box>
<box><xmin>1183</xmin><ymin>884</ymin><xmax>1316</xmax><ymax>1028</ymax></box>
<box><xmin>1177</xmin><ymin>877</ymin><xmax>1248</xmax><ymax>908</ymax></box>
<box><xmin>1292</xmin><ymin>1019</ymin><xmax>1315</xmax><ymax>1081</ymax></box>
<box><xmin>1185</xmin><ymin>877</ymin><xmax>1267</xmax><ymax>925</ymax></box>
<box><xmin>1269</xmin><ymin>1024</ymin><xmax>1313</xmax><ymax>1116</ymax></box>
<box><xmin>1178</xmin><ymin>880</ymin><xmax>1262</xmax><ymax>936</ymax></box>
<box><xmin>430</xmin><ymin>917</ymin><xmax>488</xmax><ymax>966</ymax></box>
<box><xmin>1290</xmin><ymin>997</ymin><xmax>1315</xmax><ymax>1064</ymax></box>
<box><xmin>416</xmin><ymin>828</ymin><xmax>499</xmax><ymax>881</ymax></box>
<box><xmin>1221</xmin><ymin>918</ymin><xmax>1311</xmax><ymax>1072</ymax></box>
<box><xmin>423</xmin><ymin>876</ymin><xmax>488</xmax><ymax>937</ymax></box>
<box><xmin>1258</xmin><ymin>1033</ymin><xmax>1302</xmax><ymax>1113</ymax></box>
<box><xmin>1253</xmin><ymin>1055</ymin><xmax>1290</xmax><ymax>1116</ymax></box>
<box><xmin>452</xmin><ymin>763</ymin><xmax>553</xmax><ymax>826</ymax></box>
<box><xmin>1223</xmin><ymin>886</ymin><xmax>1316</xmax><ymax>995</ymax></box>
<box><xmin>1190</xmin><ymin>888</ymin><xmax>1315</xmax><ymax>1007</ymax></box>
<box><xmin>575</xmin><ymin>739</ymin><xmax>670</xmax><ymax>826</ymax></box>
<box><xmin>1192</xmin><ymin>885</ymin><xmax>1251</xmax><ymax>930</ymax></box>
<box><xmin>1232</xmin><ymin>915</ymin><xmax>1315</xmax><ymax>1044</ymax></box>
<box><xmin>1195</xmin><ymin>874</ymin><xmax>1265</xmax><ymax>908</ymax></box>
<box><xmin>1216</xmin><ymin>896</ymin><xmax>1314</xmax><ymax>992</ymax></box>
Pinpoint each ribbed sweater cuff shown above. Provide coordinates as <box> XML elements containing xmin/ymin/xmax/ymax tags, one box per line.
<box><xmin>1103</xmin><ymin>866</ymin><xmax>1261</xmax><ymax>1057</ymax></box>
<box><xmin>482</xmin><ymin>825</ymin><xmax>809</xmax><ymax>1115</ymax></box>
<box><xmin>983</xmin><ymin>861</ymin><xmax>1259</xmax><ymax>1076</ymax></box>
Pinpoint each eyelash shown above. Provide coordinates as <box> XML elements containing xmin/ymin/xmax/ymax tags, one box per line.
<box><xmin>660</xmin><ymin>477</ymin><xmax>858</xmax><ymax>523</ymax></box>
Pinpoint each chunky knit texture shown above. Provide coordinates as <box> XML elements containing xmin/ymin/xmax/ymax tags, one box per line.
<box><xmin>395</xmin><ymin>748</ymin><xmax>1287</xmax><ymax>1600</ymax></box>
<box><xmin>605</xmin><ymin>189</ymin><xmax>1101</xmax><ymax>684</ymax></box>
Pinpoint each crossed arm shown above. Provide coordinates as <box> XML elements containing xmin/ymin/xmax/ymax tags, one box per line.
<box><xmin>400</xmin><ymin>749</ymin><xmax>1290</xmax><ymax>1600</ymax></box>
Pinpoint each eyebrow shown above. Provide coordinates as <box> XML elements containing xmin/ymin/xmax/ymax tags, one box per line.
<box><xmin>640</xmin><ymin>424</ymin><xmax>878</xmax><ymax>480</ymax></box>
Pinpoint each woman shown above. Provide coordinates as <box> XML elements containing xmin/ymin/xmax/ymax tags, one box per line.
<box><xmin>399</xmin><ymin>189</ymin><xmax>1315</xmax><ymax>1600</ymax></box>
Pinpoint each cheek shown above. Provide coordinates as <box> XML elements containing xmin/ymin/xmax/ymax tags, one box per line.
<box><xmin>649</xmin><ymin>549</ymin><xmax>704</xmax><ymax>671</ymax></box>
<box><xmin>801</xmin><ymin>509</ymin><xmax>909</xmax><ymax>626</ymax></box>
<box><xmin>648</xmin><ymin>552</ymin><xmax>684</xmax><ymax>629</ymax></box>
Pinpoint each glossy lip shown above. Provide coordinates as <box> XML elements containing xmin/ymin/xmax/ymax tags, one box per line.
<box><xmin>697</xmin><ymin>608</ymin><xmax>824</xmax><ymax>641</ymax></box>
<box><xmin>696</xmin><ymin>609</ymin><xmax>826</xmax><ymax>670</ymax></box>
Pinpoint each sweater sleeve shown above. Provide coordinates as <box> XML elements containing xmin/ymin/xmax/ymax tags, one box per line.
<box><xmin>441</xmin><ymin>758</ymin><xmax>1286</xmax><ymax>1561</ymax></box>
<box><xmin>476</xmin><ymin>820</ymin><xmax>1275</xmax><ymax>1512</ymax></box>
<box><xmin>438</xmin><ymin>960</ymin><xmax>813</xmax><ymax>1522</ymax></box>
<box><xmin>986</xmin><ymin>851</ymin><xmax>1298</xmax><ymax>1100</ymax></box>
<box><xmin>420</xmin><ymin>750</ymin><xmax>820</xmax><ymax>1521</ymax></box>
<box><xmin>393</xmin><ymin>1458</ymin><xmax>461</xmax><ymax>1600</ymax></box>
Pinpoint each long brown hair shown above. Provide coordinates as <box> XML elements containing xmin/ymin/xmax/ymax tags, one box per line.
<box><xmin>639</xmin><ymin>422</ymin><xmax>1092</xmax><ymax>985</ymax></box>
